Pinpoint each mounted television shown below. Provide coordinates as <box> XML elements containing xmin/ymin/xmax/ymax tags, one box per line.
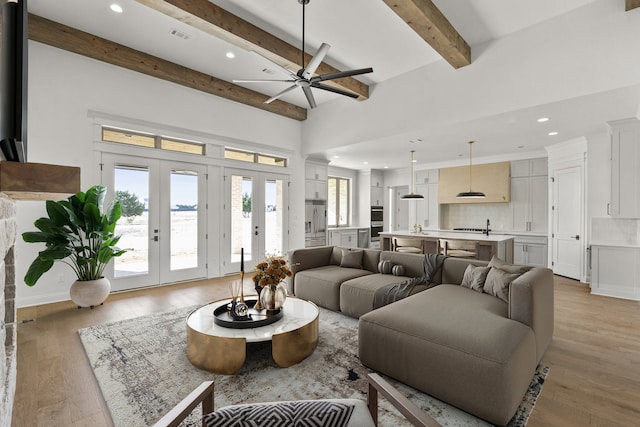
<box><xmin>0</xmin><ymin>0</ymin><xmax>27</xmax><ymax>162</ymax></box>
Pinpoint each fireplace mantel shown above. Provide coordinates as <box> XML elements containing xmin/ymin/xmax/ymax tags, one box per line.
<box><xmin>0</xmin><ymin>161</ymin><xmax>80</xmax><ymax>200</ymax></box>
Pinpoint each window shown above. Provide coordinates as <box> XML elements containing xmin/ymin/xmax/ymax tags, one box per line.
<box><xmin>328</xmin><ymin>176</ymin><xmax>350</xmax><ymax>227</ymax></box>
<box><xmin>102</xmin><ymin>127</ymin><xmax>205</xmax><ymax>155</ymax></box>
<box><xmin>224</xmin><ymin>148</ymin><xmax>287</xmax><ymax>167</ymax></box>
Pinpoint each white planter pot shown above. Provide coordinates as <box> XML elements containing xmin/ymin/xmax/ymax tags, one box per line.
<box><xmin>70</xmin><ymin>277</ymin><xmax>111</xmax><ymax>308</ymax></box>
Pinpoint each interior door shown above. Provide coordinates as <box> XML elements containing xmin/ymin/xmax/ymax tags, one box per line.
<box><xmin>552</xmin><ymin>165</ymin><xmax>583</xmax><ymax>279</ymax></box>
<box><xmin>223</xmin><ymin>169</ymin><xmax>288</xmax><ymax>275</ymax></box>
<box><xmin>101</xmin><ymin>154</ymin><xmax>207</xmax><ymax>290</ymax></box>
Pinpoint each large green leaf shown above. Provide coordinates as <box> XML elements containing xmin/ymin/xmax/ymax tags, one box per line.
<box><xmin>45</xmin><ymin>201</ymin><xmax>70</xmax><ymax>227</ymax></box>
<box><xmin>22</xmin><ymin>231</ymin><xmax>53</xmax><ymax>243</ymax></box>
<box><xmin>38</xmin><ymin>246</ymin><xmax>73</xmax><ymax>261</ymax></box>
<box><xmin>85</xmin><ymin>185</ymin><xmax>106</xmax><ymax>211</ymax></box>
<box><xmin>83</xmin><ymin>203</ymin><xmax>101</xmax><ymax>232</ymax></box>
<box><xmin>105</xmin><ymin>200</ymin><xmax>122</xmax><ymax>225</ymax></box>
<box><xmin>24</xmin><ymin>258</ymin><xmax>55</xmax><ymax>286</ymax></box>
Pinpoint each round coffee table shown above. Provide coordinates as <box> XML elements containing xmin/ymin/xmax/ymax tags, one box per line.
<box><xmin>186</xmin><ymin>297</ymin><xmax>319</xmax><ymax>374</ymax></box>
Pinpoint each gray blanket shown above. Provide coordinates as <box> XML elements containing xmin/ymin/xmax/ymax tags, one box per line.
<box><xmin>372</xmin><ymin>254</ymin><xmax>446</xmax><ymax>310</ymax></box>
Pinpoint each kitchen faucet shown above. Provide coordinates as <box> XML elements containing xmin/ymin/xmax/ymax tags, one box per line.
<box><xmin>485</xmin><ymin>219</ymin><xmax>490</xmax><ymax>236</ymax></box>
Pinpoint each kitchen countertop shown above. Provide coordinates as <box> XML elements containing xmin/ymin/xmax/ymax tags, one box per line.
<box><xmin>327</xmin><ymin>226</ymin><xmax>370</xmax><ymax>231</ymax></box>
<box><xmin>380</xmin><ymin>230</ymin><xmax>515</xmax><ymax>243</ymax></box>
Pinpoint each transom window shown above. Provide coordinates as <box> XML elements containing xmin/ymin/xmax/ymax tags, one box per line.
<box><xmin>224</xmin><ymin>148</ymin><xmax>287</xmax><ymax>167</ymax></box>
<box><xmin>328</xmin><ymin>176</ymin><xmax>350</xmax><ymax>227</ymax></box>
<box><xmin>102</xmin><ymin>127</ymin><xmax>205</xmax><ymax>156</ymax></box>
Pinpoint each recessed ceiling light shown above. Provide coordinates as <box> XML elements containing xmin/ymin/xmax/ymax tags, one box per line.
<box><xmin>548</xmin><ymin>131</ymin><xmax>559</xmax><ymax>136</ymax></box>
<box><xmin>363</xmin><ymin>161</ymin><xmax>369</xmax><ymax>165</ymax></box>
<box><xmin>384</xmin><ymin>166</ymin><xmax>389</xmax><ymax>169</ymax></box>
<box><xmin>537</xmin><ymin>117</ymin><xmax>549</xmax><ymax>123</ymax></box>
<box><xmin>226</xmin><ymin>52</ymin><xmax>235</xmax><ymax>59</ymax></box>
<box><xmin>332</xmin><ymin>155</ymin><xmax>339</xmax><ymax>159</ymax></box>
<box><xmin>110</xmin><ymin>3</ymin><xmax>123</xmax><ymax>13</ymax></box>
<box><xmin>412</xmin><ymin>159</ymin><xmax>417</xmax><ymax>163</ymax></box>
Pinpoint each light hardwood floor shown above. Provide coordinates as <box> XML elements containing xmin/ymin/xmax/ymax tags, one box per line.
<box><xmin>11</xmin><ymin>275</ymin><xmax>640</xmax><ymax>426</ymax></box>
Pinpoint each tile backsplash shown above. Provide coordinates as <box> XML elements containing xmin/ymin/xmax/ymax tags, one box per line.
<box><xmin>440</xmin><ymin>203</ymin><xmax>511</xmax><ymax>231</ymax></box>
<box><xmin>591</xmin><ymin>217</ymin><xmax>640</xmax><ymax>245</ymax></box>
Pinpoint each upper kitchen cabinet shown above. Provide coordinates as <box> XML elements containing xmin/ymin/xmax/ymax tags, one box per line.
<box><xmin>510</xmin><ymin>158</ymin><xmax>548</xmax><ymax>233</ymax></box>
<box><xmin>609</xmin><ymin>119</ymin><xmax>640</xmax><ymax>218</ymax></box>
<box><xmin>415</xmin><ymin>169</ymin><xmax>439</xmax><ymax>184</ymax></box>
<box><xmin>305</xmin><ymin>159</ymin><xmax>329</xmax><ymax>200</ymax></box>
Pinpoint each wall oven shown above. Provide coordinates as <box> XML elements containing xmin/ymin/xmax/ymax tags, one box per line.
<box><xmin>370</xmin><ymin>206</ymin><xmax>384</xmax><ymax>241</ymax></box>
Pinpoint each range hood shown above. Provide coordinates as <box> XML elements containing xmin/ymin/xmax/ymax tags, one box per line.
<box><xmin>438</xmin><ymin>161</ymin><xmax>510</xmax><ymax>204</ymax></box>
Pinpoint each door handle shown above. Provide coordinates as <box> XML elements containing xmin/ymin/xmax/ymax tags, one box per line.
<box><xmin>151</xmin><ymin>236</ymin><xmax>159</xmax><ymax>242</ymax></box>
<box><xmin>573</xmin><ymin>235</ymin><xmax>580</xmax><ymax>240</ymax></box>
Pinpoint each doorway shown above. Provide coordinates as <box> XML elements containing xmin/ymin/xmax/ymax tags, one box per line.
<box><xmin>222</xmin><ymin>169</ymin><xmax>288</xmax><ymax>275</ymax></box>
<box><xmin>392</xmin><ymin>186</ymin><xmax>409</xmax><ymax>231</ymax></box>
<box><xmin>101</xmin><ymin>154</ymin><xmax>207</xmax><ymax>290</ymax></box>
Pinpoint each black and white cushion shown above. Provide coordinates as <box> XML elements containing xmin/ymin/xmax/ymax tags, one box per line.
<box><xmin>203</xmin><ymin>400</ymin><xmax>355</xmax><ymax>427</ymax></box>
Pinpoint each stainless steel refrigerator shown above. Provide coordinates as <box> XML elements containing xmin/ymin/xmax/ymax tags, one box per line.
<box><xmin>305</xmin><ymin>200</ymin><xmax>327</xmax><ymax>247</ymax></box>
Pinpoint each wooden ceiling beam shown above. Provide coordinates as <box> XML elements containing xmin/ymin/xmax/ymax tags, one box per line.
<box><xmin>626</xmin><ymin>0</ymin><xmax>640</xmax><ymax>11</ymax></box>
<box><xmin>383</xmin><ymin>0</ymin><xmax>471</xmax><ymax>69</ymax></box>
<box><xmin>27</xmin><ymin>14</ymin><xmax>306</xmax><ymax>121</ymax></box>
<box><xmin>134</xmin><ymin>0</ymin><xmax>370</xmax><ymax>100</ymax></box>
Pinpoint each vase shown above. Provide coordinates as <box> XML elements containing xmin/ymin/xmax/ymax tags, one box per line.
<box><xmin>70</xmin><ymin>277</ymin><xmax>111</xmax><ymax>309</ymax></box>
<box><xmin>260</xmin><ymin>283</ymin><xmax>287</xmax><ymax>311</ymax></box>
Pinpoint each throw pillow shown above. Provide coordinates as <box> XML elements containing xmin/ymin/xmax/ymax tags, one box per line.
<box><xmin>460</xmin><ymin>264</ymin><xmax>490</xmax><ymax>292</ymax></box>
<box><xmin>340</xmin><ymin>249</ymin><xmax>363</xmax><ymax>269</ymax></box>
<box><xmin>203</xmin><ymin>401</ymin><xmax>354</xmax><ymax>427</ymax></box>
<box><xmin>483</xmin><ymin>267</ymin><xmax>522</xmax><ymax>303</ymax></box>
<box><xmin>488</xmin><ymin>255</ymin><xmax>532</xmax><ymax>274</ymax></box>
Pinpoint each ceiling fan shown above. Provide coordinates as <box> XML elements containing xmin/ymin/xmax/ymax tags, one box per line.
<box><xmin>232</xmin><ymin>0</ymin><xmax>373</xmax><ymax>109</ymax></box>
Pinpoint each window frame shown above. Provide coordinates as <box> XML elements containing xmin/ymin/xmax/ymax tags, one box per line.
<box><xmin>328</xmin><ymin>176</ymin><xmax>350</xmax><ymax>227</ymax></box>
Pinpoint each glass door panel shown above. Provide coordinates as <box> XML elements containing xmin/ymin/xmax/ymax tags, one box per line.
<box><xmin>264</xmin><ymin>178</ymin><xmax>284</xmax><ymax>256</ymax></box>
<box><xmin>114</xmin><ymin>165</ymin><xmax>150</xmax><ymax>278</ymax></box>
<box><xmin>170</xmin><ymin>169</ymin><xmax>199</xmax><ymax>271</ymax></box>
<box><xmin>224</xmin><ymin>169</ymin><xmax>288</xmax><ymax>275</ymax></box>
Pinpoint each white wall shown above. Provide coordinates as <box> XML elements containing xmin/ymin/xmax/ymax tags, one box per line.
<box><xmin>16</xmin><ymin>42</ymin><xmax>303</xmax><ymax>307</ymax></box>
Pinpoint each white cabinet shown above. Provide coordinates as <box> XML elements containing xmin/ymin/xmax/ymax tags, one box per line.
<box><xmin>415</xmin><ymin>169</ymin><xmax>439</xmax><ymax>184</ymax></box>
<box><xmin>340</xmin><ymin>230</ymin><xmax>357</xmax><ymax>248</ymax></box>
<box><xmin>513</xmin><ymin>236</ymin><xmax>548</xmax><ymax>267</ymax></box>
<box><xmin>415</xmin><ymin>181</ymin><xmax>439</xmax><ymax>229</ymax></box>
<box><xmin>510</xmin><ymin>159</ymin><xmax>548</xmax><ymax>233</ymax></box>
<box><xmin>371</xmin><ymin>170</ymin><xmax>384</xmax><ymax>188</ymax></box>
<box><xmin>328</xmin><ymin>230</ymin><xmax>341</xmax><ymax>246</ymax></box>
<box><xmin>590</xmin><ymin>245</ymin><xmax>640</xmax><ymax>301</ymax></box>
<box><xmin>305</xmin><ymin>160</ymin><xmax>328</xmax><ymax>200</ymax></box>
<box><xmin>609</xmin><ymin>119</ymin><xmax>640</xmax><ymax>218</ymax></box>
<box><xmin>371</xmin><ymin>187</ymin><xmax>384</xmax><ymax>206</ymax></box>
<box><xmin>305</xmin><ymin>180</ymin><xmax>327</xmax><ymax>200</ymax></box>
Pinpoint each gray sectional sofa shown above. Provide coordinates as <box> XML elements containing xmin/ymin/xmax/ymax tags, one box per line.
<box><xmin>286</xmin><ymin>245</ymin><xmax>554</xmax><ymax>426</ymax></box>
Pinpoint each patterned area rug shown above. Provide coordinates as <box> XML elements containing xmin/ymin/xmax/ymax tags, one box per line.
<box><xmin>79</xmin><ymin>306</ymin><xmax>548</xmax><ymax>426</ymax></box>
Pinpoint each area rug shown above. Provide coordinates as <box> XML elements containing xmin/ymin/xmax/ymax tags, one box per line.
<box><xmin>79</xmin><ymin>305</ymin><xmax>548</xmax><ymax>427</ymax></box>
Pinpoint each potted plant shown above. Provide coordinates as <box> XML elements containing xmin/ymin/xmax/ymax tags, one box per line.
<box><xmin>22</xmin><ymin>185</ymin><xmax>128</xmax><ymax>308</ymax></box>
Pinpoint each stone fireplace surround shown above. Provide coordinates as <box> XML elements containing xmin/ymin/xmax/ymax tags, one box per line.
<box><xmin>0</xmin><ymin>193</ymin><xmax>17</xmax><ymax>426</ymax></box>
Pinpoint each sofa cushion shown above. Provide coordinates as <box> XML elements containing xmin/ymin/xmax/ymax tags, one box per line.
<box><xmin>488</xmin><ymin>255</ymin><xmax>532</xmax><ymax>274</ymax></box>
<box><xmin>330</xmin><ymin>247</ymin><xmax>380</xmax><ymax>273</ymax></box>
<box><xmin>484</xmin><ymin>267</ymin><xmax>522</xmax><ymax>302</ymax></box>
<box><xmin>441</xmin><ymin>257</ymin><xmax>488</xmax><ymax>285</ymax></box>
<box><xmin>460</xmin><ymin>264</ymin><xmax>490</xmax><ymax>292</ymax></box>
<box><xmin>340</xmin><ymin>249</ymin><xmax>363</xmax><ymax>269</ymax></box>
<box><xmin>379</xmin><ymin>251</ymin><xmax>428</xmax><ymax>280</ymax></box>
<box><xmin>295</xmin><ymin>265</ymin><xmax>373</xmax><ymax>311</ymax></box>
<box><xmin>339</xmin><ymin>273</ymin><xmax>433</xmax><ymax>318</ymax></box>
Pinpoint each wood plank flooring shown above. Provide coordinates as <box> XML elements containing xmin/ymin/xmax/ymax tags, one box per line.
<box><xmin>11</xmin><ymin>275</ymin><xmax>640</xmax><ymax>426</ymax></box>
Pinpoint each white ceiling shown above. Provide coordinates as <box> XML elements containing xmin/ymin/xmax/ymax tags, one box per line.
<box><xmin>28</xmin><ymin>0</ymin><xmax>639</xmax><ymax>170</ymax></box>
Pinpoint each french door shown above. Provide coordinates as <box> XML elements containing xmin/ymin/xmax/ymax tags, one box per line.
<box><xmin>101</xmin><ymin>154</ymin><xmax>207</xmax><ymax>291</ymax></box>
<box><xmin>222</xmin><ymin>168</ymin><xmax>288</xmax><ymax>275</ymax></box>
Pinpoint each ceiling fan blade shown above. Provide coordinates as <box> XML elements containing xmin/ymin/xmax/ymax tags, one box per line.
<box><xmin>265</xmin><ymin>85</ymin><xmax>298</xmax><ymax>104</ymax></box>
<box><xmin>311</xmin><ymin>67</ymin><xmax>373</xmax><ymax>83</ymax></box>
<box><xmin>248</xmin><ymin>51</ymin><xmax>298</xmax><ymax>80</ymax></box>
<box><xmin>311</xmin><ymin>82</ymin><xmax>359</xmax><ymax>99</ymax></box>
<box><xmin>233</xmin><ymin>79</ymin><xmax>297</xmax><ymax>84</ymax></box>
<box><xmin>302</xmin><ymin>86</ymin><xmax>317</xmax><ymax>109</ymax></box>
<box><xmin>302</xmin><ymin>43</ymin><xmax>331</xmax><ymax>80</ymax></box>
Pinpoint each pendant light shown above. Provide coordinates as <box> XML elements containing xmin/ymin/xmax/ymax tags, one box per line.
<box><xmin>401</xmin><ymin>150</ymin><xmax>424</xmax><ymax>199</ymax></box>
<box><xmin>456</xmin><ymin>141</ymin><xmax>486</xmax><ymax>198</ymax></box>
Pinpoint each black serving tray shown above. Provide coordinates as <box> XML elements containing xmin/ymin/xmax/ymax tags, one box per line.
<box><xmin>213</xmin><ymin>299</ymin><xmax>283</xmax><ymax>329</ymax></box>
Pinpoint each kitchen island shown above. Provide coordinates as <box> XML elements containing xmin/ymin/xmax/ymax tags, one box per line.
<box><xmin>380</xmin><ymin>231</ymin><xmax>514</xmax><ymax>263</ymax></box>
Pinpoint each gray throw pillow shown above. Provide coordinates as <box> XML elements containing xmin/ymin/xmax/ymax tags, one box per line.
<box><xmin>488</xmin><ymin>255</ymin><xmax>532</xmax><ymax>274</ymax></box>
<box><xmin>460</xmin><ymin>264</ymin><xmax>490</xmax><ymax>292</ymax></box>
<box><xmin>483</xmin><ymin>267</ymin><xmax>522</xmax><ymax>302</ymax></box>
<box><xmin>203</xmin><ymin>401</ymin><xmax>354</xmax><ymax>427</ymax></box>
<box><xmin>340</xmin><ymin>249</ymin><xmax>363</xmax><ymax>269</ymax></box>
